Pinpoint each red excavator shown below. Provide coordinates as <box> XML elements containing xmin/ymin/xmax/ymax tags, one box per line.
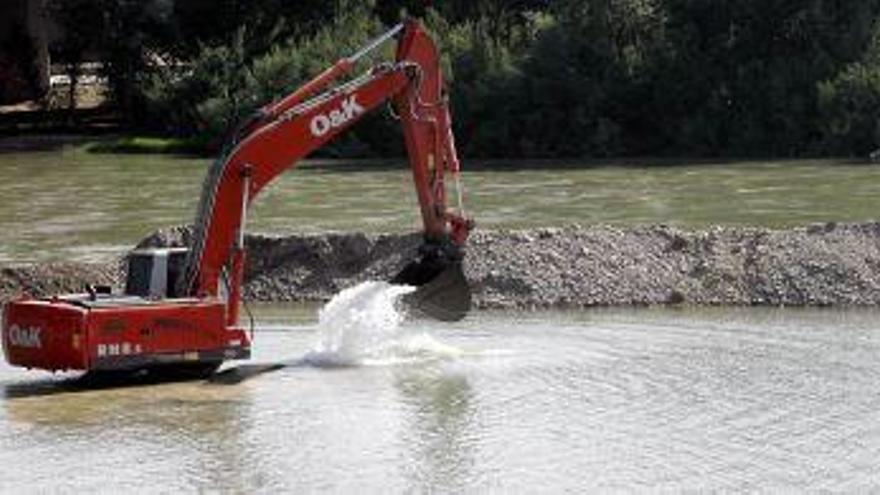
<box><xmin>2</xmin><ymin>20</ymin><xmax>472</xmax><ymax>376</ymax></box>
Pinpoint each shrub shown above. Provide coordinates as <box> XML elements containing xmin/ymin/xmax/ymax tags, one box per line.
<box><xmin>818</xmin><ymin>25</ymin><xmax>880</xmax><ymax>156</ymax></box>
<box><xmin>818</xmin><ymin>64</ymin><xmax>880</xmax><ymax>156</ymax></box>
<box><xmin>138</xmin><ymin>1</ymin><xmax>387</xmax><ymax>153</ymax></box>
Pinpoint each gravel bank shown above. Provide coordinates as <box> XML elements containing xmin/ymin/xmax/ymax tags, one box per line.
<box><xmin>4</xmin><ymin>222</ymin><xmax>880</xmax><ymax>308</ymax></box>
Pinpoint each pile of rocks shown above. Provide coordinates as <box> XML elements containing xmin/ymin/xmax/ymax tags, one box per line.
<box><xmin>0</xmin><ymin>262</ymin><xmax>120</xmax><ymax>302</ymax></box>
<box><xmin>4</xmin><ymin>222</ymin><xmax>880</xmax><ymax>308</ymax></box>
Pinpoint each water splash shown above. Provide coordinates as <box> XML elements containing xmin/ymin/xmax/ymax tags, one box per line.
<box><xmin>303</xmin><ymin>281</ymin><xmax>462</xmax><ymax>367</ymax></box>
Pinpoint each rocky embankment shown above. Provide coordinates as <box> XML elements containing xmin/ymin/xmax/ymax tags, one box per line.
<box><xmin>4</xmin><ymin>222</ymin><xmax>880</xmax><ymax>308</ymax></box>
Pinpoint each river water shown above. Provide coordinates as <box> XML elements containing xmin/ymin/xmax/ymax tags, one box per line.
<box><xmin>2</xmin><ymin>150</ymin><xmax>880</xmax><ymax>263</ymax></box>
<box><xmin>3</xmin><ymin>150</ymin><xmax>880</xmax><ymax>490</ymax></box>
<box><xmin>2</xmin><ymin>288</ymin><xmax>880</xmax><ymax>492</ymax></box>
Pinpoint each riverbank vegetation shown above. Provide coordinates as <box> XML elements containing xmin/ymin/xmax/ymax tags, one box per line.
<box><xmin>40</xmin><ymin>0</ymin><xmax>880</xmax><ymax>158</ymax></box>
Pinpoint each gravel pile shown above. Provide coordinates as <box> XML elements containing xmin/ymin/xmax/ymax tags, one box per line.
<box><xmin>4</xmin><ymin>222</ymin><xmax>880</xmax><ymax>308</ymax></box>
<box><xmin>465</xmin><ymin>223</ymin><xmax>880</xmax><ymax>308</ymax></box>
<box><xmin>0</xmin><ymin>262</ymin><xmax>120</xmax><ymax>302</ymax></box>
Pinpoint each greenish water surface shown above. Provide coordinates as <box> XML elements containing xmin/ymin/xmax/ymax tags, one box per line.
<box><xmin>0</xmin><ymin>148</ymin><xmax>878</xmax><ymax>263</ymax></box>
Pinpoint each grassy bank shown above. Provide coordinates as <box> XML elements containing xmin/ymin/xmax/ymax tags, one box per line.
<box><xmin>81</xmin><ymin>135</ymin><xmax>209</xmax><ymax>155</ymax></box>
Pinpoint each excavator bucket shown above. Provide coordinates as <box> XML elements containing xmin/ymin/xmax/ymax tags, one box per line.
<box><xmin>400</xmin><ymin>262</ymin><xmax>471</xmax><ymax>321</ymax></box>
<box><xmin>391</xmin><ymin>242</ymin><xmax>471</xmax><ymax>321</ymax></box>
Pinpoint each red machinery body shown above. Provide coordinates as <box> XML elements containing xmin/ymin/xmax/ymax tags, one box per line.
<box><xmin>2</xmin><ymin>20</ymin><xmax>470</xmax><ymax>374</ymax></box>
<box><xmin>3</xmin><ymin>296</ymin><xmax>248</xmax><ymax>372</ymax></box>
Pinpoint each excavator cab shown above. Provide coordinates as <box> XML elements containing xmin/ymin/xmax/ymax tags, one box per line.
<box><xmin>125</xmin><ymin>247</ymin><xmax>189</xmax><ymax>299</ymax></box>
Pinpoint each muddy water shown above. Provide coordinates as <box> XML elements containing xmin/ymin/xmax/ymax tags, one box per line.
<box><xmin>3</xmin><ymin>149</ymin><xmax>880</xmax><ymax>490</ymax></box>
<box><xmin>3</xmin><ymin>150</ymin><xmax>880</xmax><ymax>263</ymax></box>
<box><xmin>2</xmin><ymin>302</ymin><xmax>880</xmax><ymax>491</ymax></box>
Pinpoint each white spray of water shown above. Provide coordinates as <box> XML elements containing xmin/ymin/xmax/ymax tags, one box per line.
<box><xmin>303</xmin><ymin>281</ymin><xmax>463</xmax><ymax>367</ymax></box>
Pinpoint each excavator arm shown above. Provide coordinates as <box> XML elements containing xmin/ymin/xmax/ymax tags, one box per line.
<box><xmin>183</xmin><ymin>20</ymin><xmax>472</xmax><ymax>323</ymax></box>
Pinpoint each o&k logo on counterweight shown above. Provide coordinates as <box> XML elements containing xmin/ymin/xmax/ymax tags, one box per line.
<box><xmin>7</xmin><ymin>324</ymin><xmax>42</xmax><ymax>349</ymax></box>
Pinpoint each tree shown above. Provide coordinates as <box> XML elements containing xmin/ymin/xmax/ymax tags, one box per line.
<box><xmin>818</xmin><ymin>22</ymin><xmax>880</xmax><ymax>155</ymax></box>
<box><xmin>655</xmin><ymin>0</ymin><xmax>880</xmax><ymax>155</ymax></box>
<box><xmin>0</xmin><ymin>23</ymin><xmax>41</xmax><ymax>104</ymax></box>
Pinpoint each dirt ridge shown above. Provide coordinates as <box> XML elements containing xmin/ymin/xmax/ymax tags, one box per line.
<box><xmin>3</xmin><ymin>222</ymin><xmax>880</xmax><ymax>308</ymax></box>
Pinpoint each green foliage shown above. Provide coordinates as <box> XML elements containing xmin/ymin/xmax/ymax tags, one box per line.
<box><xmin>172</xmin><ymin>0</ymin><xmax>334</xmax><ymax>56</ymax></box>
<box><xmin>650</xmin><ymin>0</ymin><xmax>880</xmax><ymax>156</ymax></box>
<box><xmin>101</xmin><ymin>0</ymin><xmax>176</xmax><ymax>116</ymax></box>
<box><xmin>139</xmin><ymin>32</ymin><xmax>254</xmax><ymax>139</ymax></box>
<box><xmin>47</xmin><ymin>0</ymin><xmax>880</xmax><ymax>158</ymax></box>
<box><xmin>519</xmin><ymin>0</ymin><xmax>668</xmax><ymax>157</ymax></box>
<box><xmin>47</xmin><ymin>0</ymin><xmax>177</xmax><ymax>115</ymax></box>
<box><xmin>818</xmin><ymin>26</ymin><xmax>880</xmax><ymax>155</ymax></box>
<box><xmin>424</xmin><ymin>12</ymin><xmax>529</xmax><ymax>157</ymax></box>
<box><xmin>138</xmin><ymin>1</ymin><xmax>387</xmax><ymax>153</ymax></box>
<box><xmin>436</xmin><ymin>0</ymin><xmax>668</xmax><ymax>157</ymax></box>
<box><xmin>83</xmin><ymin>135</ymin><xmax>206</xmax><ymax>155</ymax></box>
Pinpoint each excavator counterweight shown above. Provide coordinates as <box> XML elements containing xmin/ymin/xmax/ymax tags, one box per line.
<box><xmin>2</xmin><ymin>19</ymin><xmax>472</xmax><ymax>375</ymax></box>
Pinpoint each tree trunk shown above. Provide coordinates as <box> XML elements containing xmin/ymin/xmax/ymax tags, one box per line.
<box><xmin>66</xmin><ymin>65</ymin><xmax>78</xmax><ymax>125</ymax></box>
